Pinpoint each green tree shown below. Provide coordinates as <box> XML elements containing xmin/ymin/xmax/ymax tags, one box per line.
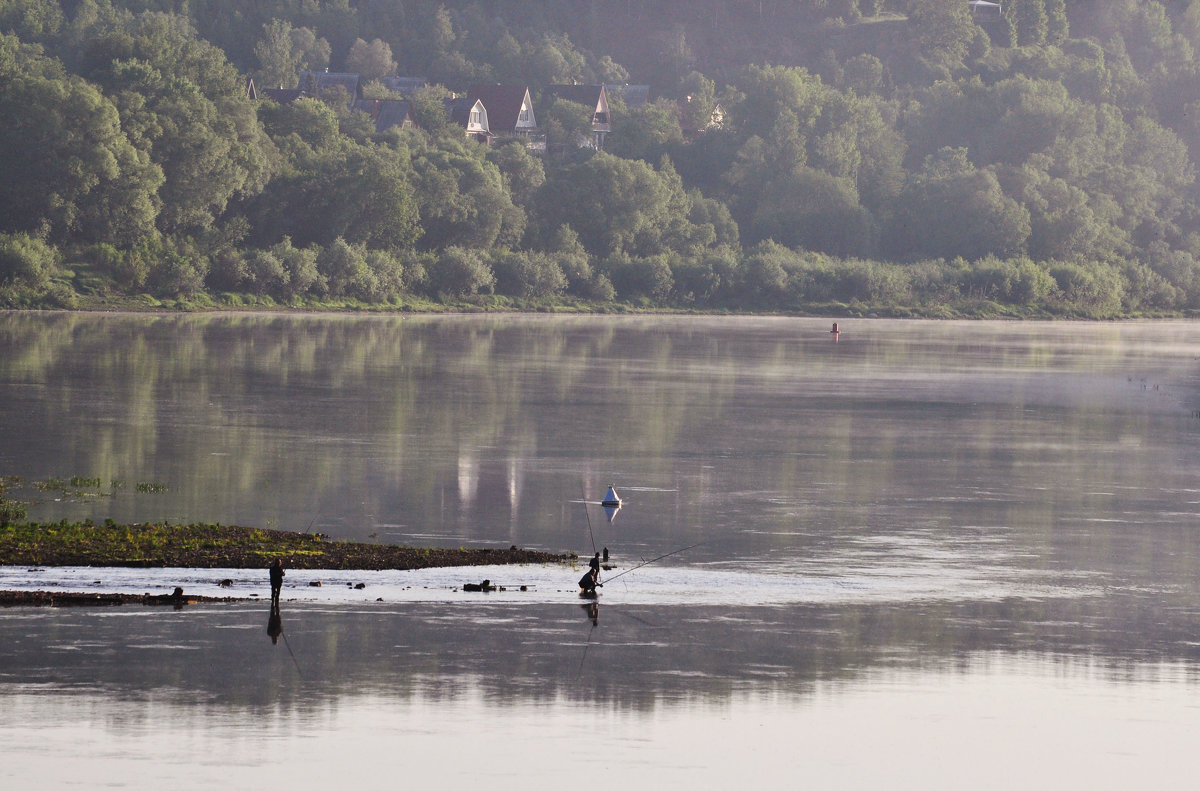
<box><xmin>0</xmin><ymin>38</ymin><xmax>163</xmax><ymax>245</ymax></box>
<box><xmin>408</xmin><ymin>84</ymin><xmax>456</xmax><ymax>138</ymax></box>
<box><xmin>426</xmin><ymin>246</ymin><xmax>494</xmax><ymax>298</ymax></box>
<box><xmin>0</xmin><ymin>0</ymin><xmax>63</xmax><ymax>40</ymax></box>
<box><xmin>1048</xmin><ymin>260</ymin><xmax>1125</xmax><ymax>317</ymax></box>
<box><xmin>736</xmin><ymin>240</ymin><xmax>792</xmax><ymax>308</ymax></box>
<box><xmin>254</xmin><ymin>20</ymin><xmax>330</xmax><ymax>89</ymax></box>
<box><xmin>345</xmin><ymin>37</ymin><xmax>395</xmax><ymax>82</ymax></box>
<box><xmin>541</xmin><ymin>96</ymin><xmax>597</xmax><ymax>156</ymax></box>
<box><xmin>885</xmin><ymin>147</ymin><xmax>1031</xmax><ymax>261</ymax></box>
<box><xmin>906</xmin><ymin>0</ymin><xmax>976</xmax><ymax>69</ymax></box>
<box><xmin>1011</xmin><ymin>0</ymin><xmax>1048</xmax><ymax>47</ymax></box>
<box><xmin>0</xmin><ymin>232</ymin><xmax>59</xmax><ymax>290</ymax></box>
<box><xmin>1045</xmin><ymin>0</ymin><xmax>1068</xmax><ymax>44</ymax></box>
<box><xmin>408</xmin><ymin>135</ymin><xmax>526</xmax><ymax>250</ymax></box>
<box><xmin>486</xmin><ymin>140</ymin><xmax>546</xmax><ymax>208</ymax></box>
<box><xmin>533</xmin><ymin>152</ymin><xmax>709</xmax><ymax>259</ymax></box>
<box><xmin>749</xmin><ymin>165</ymin><xmax>876</xmax><ymax>257</ymax></box>
<box><xmin>318</xmin><ymin>237</ymin><xmax>378</xmax><ymax>299</ymax></box>
<box><xmin>490</xmin><ymin>249</ymin><xmax>567</xmax><ymax>298</ymax></box>
<box><xmin>258</xmin><ymin>96</ymin><xmax>341</xmax><ymax>157</ymax></box>
<box><xmin>605</xmin><ymin>98</ymin><xmax>684</xmax><ymax>161</ymax></box>
<box><xmin>677</xmin><ymin>71</ymin><xmax>718</xmax><ymax>133</ymax></box>
<box><xmin>543</xmin><ymin>224</ymin><xmax>612</xmax><ymax>300</ymax></box>
<box><xmin>248</xmin><ymin>142</ymin><xmax>420</xmax><ymax>249</ymax></box>
<box><xmin>729</xmin><ymin>64</ymin><xmax>825</xmax><ymax>141</ymax></box>
<box><xmin>82</xmin><ymin>13</ymin><xmax>276</xmax><ymax>235</ymax></box>
<box><xmin>601</xmin><ymin>252</ymin><xmax>675</xmax><ymax>302</ymax></box>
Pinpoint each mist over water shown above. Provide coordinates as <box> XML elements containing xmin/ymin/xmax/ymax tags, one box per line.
<box><xmin>4</xmin><ymin>313</ymin><xmax>1200</xmax><ymax>788</ymax></box>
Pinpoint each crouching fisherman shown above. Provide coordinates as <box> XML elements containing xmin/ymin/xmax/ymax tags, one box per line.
<box><xmin>579</xmin><ymin>566</ymin><xmax>602</xmax><ymax>596</ymax></box>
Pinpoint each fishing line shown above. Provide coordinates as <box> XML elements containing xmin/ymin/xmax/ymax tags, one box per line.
<box><xmin>280</xmin><ymin>628</ymin><xmax>303</xmax><ymax>677</ymax></box>
<box><xmin>583</xmin><ymin>499</ymin><xmax>597</xmax><ymax>556</ymax></box>
<box><xmin>599</xmin><ymin>541</ymin><xmax>705</xmax><ymax>585</ymax></box>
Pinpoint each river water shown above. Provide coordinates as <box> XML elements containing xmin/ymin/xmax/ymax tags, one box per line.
<box><xmin>3</xmin><ymin>312</ymin><xmax>1200</xmax><ymax>789</ymax></box>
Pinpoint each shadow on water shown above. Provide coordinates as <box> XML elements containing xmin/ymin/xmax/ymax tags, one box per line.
<box><xmin>268</xmin><ymin>600</ymin><xmax>282</xmax><ymax>644</ymax></box>
<box><xmin>4</xmin><ymin>585</ymin><xmax>1200</xmax><ymax>714</ymax></box>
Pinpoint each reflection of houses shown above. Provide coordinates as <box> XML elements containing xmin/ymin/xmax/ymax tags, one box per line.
<box><xmin>352</xmin><ymin>99</ymin><xmax>415</xmax><ymax>133</ymax></box>
<box><xmin>969</xmin><ymin>0</ymin><xmax>1002</xmax><ymax>13</ymax></box>
<box><xmin>466</xmin><ymin>85</ymin><xmax>543</xmax><ymax>151</ymax></box>
<box><xmin>298</xmin><ymin>70</ymin><xmax>363</xmax><ymax>100</ymax></box>
<box><xmin>543</xmin><ymin>84</ymin><xmax>611</xmax><ymax>149</ymax></box>
<box><xmin>447</xmin><ymin>97</ymin><xmax>493</xmax><ymax>143</ymax></box>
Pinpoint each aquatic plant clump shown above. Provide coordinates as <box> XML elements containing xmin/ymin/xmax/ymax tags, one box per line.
<box><xmin>0</xmin><ymin>520</ymin><xmax>575</xmax><ymax>570</ymax></box>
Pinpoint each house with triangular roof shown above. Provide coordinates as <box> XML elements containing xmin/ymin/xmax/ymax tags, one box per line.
<box><xmin>542</xmin><ymin>84</ymin><xmax>611</xmax><ymax>149</ymax></box>
<box><xmin>466</xmin><ymin>85</ymin><xmax>542</xmax><ymax>151</ymax></box>
<box><xmin>446</xmin><ymin>97</ymin><xmax>493</xmax><ymax>144</ymax></box>
<box><xmin>352</xmin><ymin>99</ymin><xmax>415</xmax><ymax>134</ymax></box>
<box><xmin>605</xmin><ymin>83</ymin><xmax>650</xmax><ymax>110</ymax></box>
<box><xmin>298</xmin><ymin>70</ymin><xmax>363</xmax><ymax>100</ymax></box>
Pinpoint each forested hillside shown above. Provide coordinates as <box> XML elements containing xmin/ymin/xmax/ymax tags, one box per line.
<box><xmin>3</xmin><ymin>0</ymin><xmax>1199</xmax><ymax>316</ymax></box>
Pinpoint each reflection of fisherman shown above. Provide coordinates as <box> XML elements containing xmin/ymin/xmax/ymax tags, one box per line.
<box><xmin>268</xmin><ymin>602</ymin><xmax>282</xmax><ymax>645</ymax></box>
<box><xmin>269</xmin><ymin>558</ymin><xmax>284</xmax><ymax>605</ymax></box>
<box><xmin>581</xmin><ymin>600</ymin><xmax>598</xmax><ymax>626</ymax></box>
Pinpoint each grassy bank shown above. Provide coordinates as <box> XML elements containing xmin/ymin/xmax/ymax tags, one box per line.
<box><xmin>0</xmin><ymin>520</ymin><xmax>575</xmax><ymax>570</ymax></box>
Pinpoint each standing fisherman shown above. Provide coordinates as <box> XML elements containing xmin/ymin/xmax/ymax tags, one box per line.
<box><xmin>269</xmin><ymin>558</ymin><xmax>284</xmax><ymax>605</ymax></box>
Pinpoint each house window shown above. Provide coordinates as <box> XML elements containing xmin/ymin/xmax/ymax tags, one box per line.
<box><xmin>519</xmin><ymin>105</ymin><xmax>530</xmax><ymax>124</ymax></box>
<box><xmin>470</xmin><ymin>109</ymin><xmax>480</xmax><ymax>126</ymax></box>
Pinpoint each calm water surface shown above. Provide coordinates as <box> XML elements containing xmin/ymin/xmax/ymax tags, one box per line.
<box><xmin>3</xmin><ymin>312</ymin><xmax>1200</xmax><ymax>789</ymax></box>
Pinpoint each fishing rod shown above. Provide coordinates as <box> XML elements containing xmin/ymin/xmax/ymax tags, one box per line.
<box><xmin>599</xmin><ymin>542</ymin><xmax>704</xmax><ymax>585</ymax></box>
<box><xmin>583</xmin><ymin>497</ymin><xmax>597</xmax><ymax>556</ymax></box>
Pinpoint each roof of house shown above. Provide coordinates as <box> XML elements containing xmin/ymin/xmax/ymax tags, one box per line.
<box><xmin>443</xmin><ymin>97</ymin><xmax>480</xmax><ymax>127</ymax></box>
<box><xmin>380</xmin><ymin>76</ymin><xmax>429</xmax><ymax>95</ymax></box>
<box><xmin>445</xmin><ymin>97</ymin><xmax>492</xmax><ymax>139</ymax></box>
<box><xmin>605</xmin><ymin>83</ymin><xmax>650</xmax><ymax>109</ymax></box>
<box><xmin>466</xmin><ymin>84</ymin><xmax>535</xmax><ymax>132</ymax></box>
<box><xmin>543</xmin><ymin>84</ymin><xmax>606</xmax><ymax>110</ymax></box>
<box><xmin>299</xmin><ymin>70</ymin><xmax>362</xmax><ymax>99</ymax></box>
<box><xmin>352</xmin><ymin>99</ymin><xmax>413</xmax><ymax>133</ymax></box>
<box><xmin>262</xmin><ymin>88</ymin><xmax>309</xmax><ymax>104</ymax></box>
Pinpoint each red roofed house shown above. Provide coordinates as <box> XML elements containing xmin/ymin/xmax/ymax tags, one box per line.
<box><xmin>466</xmin><ymin>85</ymin><xmax>542</xmax><ymax>151</ymax></box>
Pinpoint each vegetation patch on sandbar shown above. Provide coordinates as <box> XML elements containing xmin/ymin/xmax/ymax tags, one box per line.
<box><xmin>0</xmin><ymin>520</ymin><xmax>575</xmax><ymax>571</ymax></box>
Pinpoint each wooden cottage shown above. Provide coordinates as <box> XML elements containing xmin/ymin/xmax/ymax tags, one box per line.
<box><xmin>542</xmin><ymin>84</ymin><xmax>611</xmax><ymax>149</ymax></box>
<box><xmin>447</xmin><ymin>97</ymin><xmax>494</xmax><ymax>144</ymax></box>
<box><xmin>466</xmin><ymin>85</ymin><xmax>542</xmax><ymax>150</ymax></box>
<box><xmin>352</xmin><ymin>99</ymin><xmax>415</xmax><ymax>133</ymax></box>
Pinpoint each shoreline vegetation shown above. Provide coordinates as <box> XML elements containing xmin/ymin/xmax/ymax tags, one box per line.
<box><xmin>8</xmin><ymin>292</ymin><xmax>1196</xmax><ymax>322</ymax></box>
<box><xmin>0</xmin><ymin>520</ymin><xmax>575</xmax><ymax>570</ymax></box>
<box><xmin>0</xmin><ymin>520</ymin><xmax>577</xmax><ymax>607</ymax></box>
<box><xmin>8</xmin><ymin>5</ymin><xmax>1200</xmax><ymax>322</ymax></box>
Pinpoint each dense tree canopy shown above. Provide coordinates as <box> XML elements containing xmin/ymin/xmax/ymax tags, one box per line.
<box><xmin>3</xmin><ymin>0</ymin><xmax>1200</xmax><ymax>317</ymax></box>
